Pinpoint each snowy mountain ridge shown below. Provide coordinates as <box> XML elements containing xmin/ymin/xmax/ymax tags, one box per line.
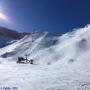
<box><xmin>0</xmin><ymin>25</ymin><xmax>90</xmax><ymax>90</ymax></box>
<box><xmin>0</xmin><ymin>24</ymin><xmax>90</xmax><ymax>65</ymax></box>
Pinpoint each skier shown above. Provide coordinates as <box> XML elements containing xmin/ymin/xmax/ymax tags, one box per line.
<box><xmin>30</xmin><ymin>59</ymin><xmax>34</xmax><ymax>64</ymax></box>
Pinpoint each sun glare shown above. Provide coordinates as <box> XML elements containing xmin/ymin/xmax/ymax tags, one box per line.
<box><xmin>0</xmin><ymin>13</ymin><xmax>9</xmax><ymax>22</ymax></box>
<box><xmin>0</xmin><ymin>13</ymin><xmax>7</xmax><ymax>20</ymax></box>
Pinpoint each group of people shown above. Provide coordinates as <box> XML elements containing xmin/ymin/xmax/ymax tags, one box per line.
<box><xmin>17</xmin><ymin>56</ymin><xmax>34</xmax><ymax>64</ymax></box>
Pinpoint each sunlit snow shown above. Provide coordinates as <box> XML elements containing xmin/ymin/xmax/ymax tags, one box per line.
<box><xmin>0</xmin><ymin>25</ymin><xmax>90</xmax><ymax>90</ymax></box>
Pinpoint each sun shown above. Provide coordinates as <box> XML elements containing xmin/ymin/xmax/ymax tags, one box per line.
<box><xmin>0</xmin><ymin>13</ymin><xmax>7</xmax><ymax>21</ymax></box>
<box><xmin>0</xmin><ymin>12</ymin><xmax>11</xmax><ymax>23</ymax></box>
<box><xmin>0</xmin><ymin>2</ymin><xmax>12</xmax><ymax>24</ymax></box>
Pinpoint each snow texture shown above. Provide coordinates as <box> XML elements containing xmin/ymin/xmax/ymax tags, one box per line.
<box><xmin>0</xmin><ymin>25</ymin><xmax>90</xmax><ymax>90</ymax></box>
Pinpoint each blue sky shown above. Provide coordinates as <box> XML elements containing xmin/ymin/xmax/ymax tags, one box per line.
<box><xmin>0</xmin><ymin>0</ymin><xmax>90</xmax><ymax>34</ymax></box>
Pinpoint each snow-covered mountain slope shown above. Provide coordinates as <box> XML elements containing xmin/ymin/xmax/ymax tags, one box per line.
<box><xmin>0</xmin><ymin>25</ymin><xmax>90</xmax><ymax>90</ymax></box>
<box><xmin>0</xmin><ymin>25</ymin><xmax>90</xmax><ymax>65</ymax></box>
<box><xmin>0</xmin><ymin>31</ymin><xmax>59</xmax><ymax>62</ymax></box>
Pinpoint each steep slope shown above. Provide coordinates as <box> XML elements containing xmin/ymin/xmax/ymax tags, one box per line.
<box><xmin>0</xmin><ymin>25</ymin><xmax>90</xmax><ymax>65</ymax></box>
<box><xmin>0</xmin><ymin>31</ymin><xmax>59</xmax><ymax>61</ymax></box>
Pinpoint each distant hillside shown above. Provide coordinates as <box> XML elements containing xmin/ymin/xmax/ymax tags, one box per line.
<box><xmin>0</xmin><ymin>26</ymin><xmax>27</xmax><ymax>48</ymax></box>
<box><xmin>0</xmin><ymin>27</ymin><xmax>27</xmax><ymax>39</ymax></box>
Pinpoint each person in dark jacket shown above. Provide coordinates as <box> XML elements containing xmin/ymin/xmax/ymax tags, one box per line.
<box><xmin>30</xmin><ymin>59</ymin><xmax>34</xmax><ymax>64</ymax></box>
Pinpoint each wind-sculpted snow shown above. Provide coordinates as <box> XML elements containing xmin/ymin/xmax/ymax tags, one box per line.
<box><xmin>0</xmin><ymin>25</ymin><xmax>90</xmax><ymax>90</ymax></box>
<box><xmin>0</xmin><ymin>25</ymin><xmax>90</xmax><ymax>65</ymax></box>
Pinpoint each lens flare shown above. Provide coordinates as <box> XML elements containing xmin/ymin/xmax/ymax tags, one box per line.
<box><xmin>0</xmin><ymin>13</ymin><xmax>10</xmax><ymax>23</ymax></box>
